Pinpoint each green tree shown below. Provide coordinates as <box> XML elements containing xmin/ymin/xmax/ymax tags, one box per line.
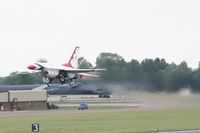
<box><xmin>1</xmin><ymin>72</ymin><xmax>42</xmax><ymax>85</ymax></box>
<box><xmin>191</xmin><ymin>68</ymin><xmax>200</xmax><ymax>91</ymax></box>
<box><xmin>126</xmin><ymin>59</ymin><xmax>141</xmax><ymax>81</ymax></box>
<box><xmin>78</xmin><ymin>57</ymin><xmax>93</xmax><ymax>69</ymax></box>
<box><xmin>96</xmin><ymin>53</ymin><xmax>127</xmax><ymax>80</ymax></box>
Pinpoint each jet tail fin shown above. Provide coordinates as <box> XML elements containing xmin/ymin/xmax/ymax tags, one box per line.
<box><xmin>63</xmin><ymin>46</ymin><xmax>80</xmax><ymax>68</ymax></box>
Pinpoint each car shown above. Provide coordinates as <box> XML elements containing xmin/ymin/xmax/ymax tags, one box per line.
<box><xmin>99</xmin><ymin>94</ymin><xmax>110</xmax><ymax>98</ymax></box>
<box><xmin>78</xmin><ymin>103</ymin><xmax>88</xmax><ymax>110</ymax></box>
<box><xmin>47</xmin><ymin>103</ymin><xmax>58</xmax><ymax>109</ymax></box>
<box><xmin>97</xmin><ymin>88</ymin><xmax>111</xmax><ymax>98</ymax></box>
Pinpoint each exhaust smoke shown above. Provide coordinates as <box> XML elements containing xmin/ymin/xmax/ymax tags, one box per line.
<box><xmin>88</xmin><ymin>81</ymin><xmax>200</xmax><ymax>110</ymax></box>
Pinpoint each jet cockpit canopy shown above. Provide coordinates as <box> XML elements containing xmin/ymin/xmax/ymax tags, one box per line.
<box><xmin>37</xmin><ymin>58</ymin><xmax>48</xmax><ymax>63</ymax></box>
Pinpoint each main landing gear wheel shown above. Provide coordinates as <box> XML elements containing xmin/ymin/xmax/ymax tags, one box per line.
<box><xmin>59</xmin><ymin>75</ymin><xmax>66</xmax><ymax>84</ymax></box>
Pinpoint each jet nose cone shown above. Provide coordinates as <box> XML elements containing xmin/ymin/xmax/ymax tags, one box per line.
<box><xmin>27</xmin><ymin>65</ymin><xmax>37</xmax><ymax>70</ymax></box>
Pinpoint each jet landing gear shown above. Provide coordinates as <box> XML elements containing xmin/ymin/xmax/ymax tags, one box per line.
<box><xmin>59</xmin><ymin>78</ymin><xmax>79</xmax><ymax>88</ymax></box>
<box><xmin>59</xmin><ymin>75</ymin><xmax>66</xmax><ymax>84</ymax></box>
<box><xmin>42</xmin><ymin>77</ymin><xmax>52</xmax><ymax>87</ymax></box>
<box><xmin>59</xmin><ymin>78</ymin><xmax>74</xmax><ymax>87</ymax></box>
<box><xmin>47</xmin><ymin>79</ymin><xmax>52</xmax><ymax>87</ymax></box>
<box><xmin>43</xmin><ymin>76</ymin><xmax>79</xmax><ymax>88</ymax></box>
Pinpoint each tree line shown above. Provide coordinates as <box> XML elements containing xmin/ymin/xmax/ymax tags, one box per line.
<box><xmin>96</xmin><ymin>53</ymin><xmax>200</xmax><ymax>92</ymax></box>
<box><xmin>1</xmin><ymin>52</ymin><xmax>200</xmax><ymax>92</ymax></box>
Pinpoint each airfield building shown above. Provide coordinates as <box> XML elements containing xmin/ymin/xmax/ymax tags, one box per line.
<box><xmin>0</xmin><ymin>90</ymin><xmax>47</xmax><ymax>111</ymax></box>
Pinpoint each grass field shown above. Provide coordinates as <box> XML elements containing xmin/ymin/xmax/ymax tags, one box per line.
<box><xmin>1</xmin><ymin>109</ymin><xmax>200</xmax><ymax>133</ymax></box>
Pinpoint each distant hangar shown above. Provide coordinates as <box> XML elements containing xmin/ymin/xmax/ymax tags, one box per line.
<box><xmin>0</xmin><ymin>90</ymin><xmax>47</xmax><ymax>111</ymax></box>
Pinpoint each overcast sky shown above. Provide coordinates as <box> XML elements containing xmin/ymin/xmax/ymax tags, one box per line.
<box><xmin>0</xmin><ymin>0</ymin><xmax>200</xmax><ymax>76</ymax></box>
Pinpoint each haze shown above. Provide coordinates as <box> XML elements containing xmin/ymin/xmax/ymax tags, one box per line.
<box><xmin>0</xmin><ymin>0</ymin><xmax>200</xmax><ymax>76</ymax></box>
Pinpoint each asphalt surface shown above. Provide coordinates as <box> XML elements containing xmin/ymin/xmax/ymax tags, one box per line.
<box><xmin>154</xmin><ymin>130</ymin><xmax>200</xmax><ymax>133</ymax></box>
<box><xmin>0</xmin><ymin>108</ymin><xmax>140</xmax><ymax>117</ymax></box>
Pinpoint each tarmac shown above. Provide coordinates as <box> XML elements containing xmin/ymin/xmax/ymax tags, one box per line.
<box><xmin>0</xmin><ymin>107</ymin><xmax>140</xmax><ymax>117</ymax></box>
<box><xmin>152</xmin><ymin>130</ymin><xmax>200</xmax><ymax>133</ymax></box>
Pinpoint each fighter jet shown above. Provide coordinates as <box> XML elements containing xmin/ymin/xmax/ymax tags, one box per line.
<box><xmin>27</xmin><ymin>46</ymin><xmax>105</xmax><ymax>86</ymax></box>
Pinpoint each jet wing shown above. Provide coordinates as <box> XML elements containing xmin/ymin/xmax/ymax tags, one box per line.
<box><xmin>78</xmin><ymin>73</ymin><xmax>100</xmax><ymax>77</ymax></box>
<box><xmin>58</xmin><ymin>67</ymin><xmax>106</xmax><ymax>73</ymax></box>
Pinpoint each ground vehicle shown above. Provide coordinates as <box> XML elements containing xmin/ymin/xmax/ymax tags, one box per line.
<box><xmin>78</xmin><ymin>103</ymin><xmax>88</xmax><ymax>110</ymax></box>
<box><xmin>99</xmin><ymin>94</ymin><xmax>110</xmax><ymax>98</ymax></box>
<box><xmin>47</xmin><ymin>103</ymin><xmax>58</xmax><ymax>109</ymax></box>
<box><xmin>97</xmin><ymin>88</ymin><xmax>111</xmax><ymax>98</ymax></box>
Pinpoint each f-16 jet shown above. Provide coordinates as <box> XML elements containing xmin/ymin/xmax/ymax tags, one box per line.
<box><xmin>27</xmin><ymin>46</ymin><xmax>105</xmax><ymax>86</ymax></box>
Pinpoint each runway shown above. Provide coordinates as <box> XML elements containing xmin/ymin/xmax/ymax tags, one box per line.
<box><xmin>0</xmin><ymin>107</ymin><xmax>140</xmax><ymax>117</ymax></box>
<box><xmin>153</xmin><ymin>130</ymin><xmax>200</xmax><ymax>133</ymax></box>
